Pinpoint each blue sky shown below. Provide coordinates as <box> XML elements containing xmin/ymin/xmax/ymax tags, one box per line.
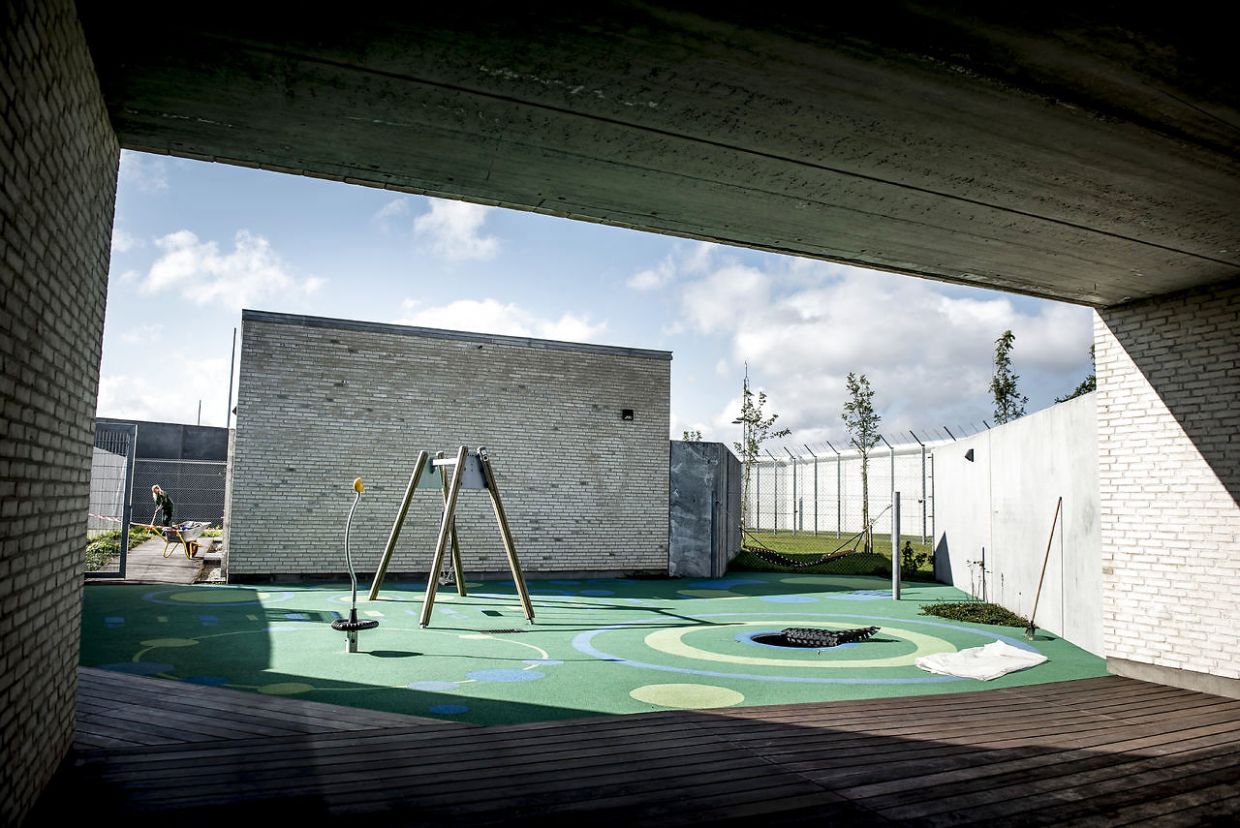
<box><xmin>102</xmin><ymin>150</ymin><xmax>1095</xmax><ymax>449</ymax></box>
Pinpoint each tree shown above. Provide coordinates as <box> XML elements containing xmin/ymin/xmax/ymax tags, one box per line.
<box><xmin>842</xmin><ymin>373</ymin><xmax>881</xmax><ymax>552</ymax></box>
<box><xmin>1056</xmin><ymin>344</ymin><xmax>1096</xmax><ymax>402</ymax></box>
<box><xmin>990</xmin><ymin>330</ymin><xmax>1028</xmax><ymax>424</ymax></box>
<box><xmin>732</xmin><ymin>364</ymin><xmax>790</xmax><ymax>531</ymax></box>
<box><xmin>681</xmin><ymin>429</ymin><xmax>703</xmax><ymax>441</ymax></box>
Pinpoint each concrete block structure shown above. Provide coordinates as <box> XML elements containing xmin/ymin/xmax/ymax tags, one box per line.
<box><xmin>669</xmin><ymin>441</ymin><xmax>743</xmax><ymax>578</ymax></box>
<box><xmin>934</xmin><ymin>394</ymin><xmax>1103</xmax><ymax>656</ymax></box>
<box><xmin>227</xmin><ymin>311</ymin><xmax>671</xmax><ymax>579</ymax></box>
<box><xmin>0</xmin><ymin>0</ymin><xmax>118</xmax><ymax>820</ymax></box>
<box><xmin>1096</xmin><ymin>286</ymin><xmax>1240</xmax><ymax>696</ymax></box>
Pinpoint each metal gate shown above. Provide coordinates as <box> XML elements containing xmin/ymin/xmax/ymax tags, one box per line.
<box><xmin>87</xmin><ymin>422</ymin><xmax>136</xmax><ymax>578</ymax></box>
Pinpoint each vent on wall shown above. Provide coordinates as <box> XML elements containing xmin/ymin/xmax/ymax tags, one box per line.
<box><xmin>621</xmin><ymin>409</ymin><xmax>634</xmax><ymax>421</ymax></box>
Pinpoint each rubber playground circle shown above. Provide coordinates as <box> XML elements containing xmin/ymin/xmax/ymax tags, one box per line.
<box><xmin>81</xmin><ymin>574</ymin><xmax>1107</xmax><ymax>725</ymax></box>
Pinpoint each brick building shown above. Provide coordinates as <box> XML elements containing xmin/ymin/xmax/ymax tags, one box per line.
<box><xmin>226</xmin><ymin>311</ymin><xmax>672</xmax><ymax>579</ymax></box>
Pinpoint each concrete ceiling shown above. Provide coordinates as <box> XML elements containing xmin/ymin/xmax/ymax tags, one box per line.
<box><xmin>78</xmin><ymin>2</ymin><xmax>1240</xmax><ymax>307</ymax></box>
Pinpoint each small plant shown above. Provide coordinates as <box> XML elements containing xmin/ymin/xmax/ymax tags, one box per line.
<box><xmin>921</xmin><ymin>601</ymin><xmax>1028</xmax><ymax>627</ymax></box>
<box><xmin>842</xmin><ymin>373</ymin><xmax>881</xmax><ymax>551</ymax></box>
<box><xmin>990</xmin><ymin>330</ymin><xmax>1028</xmax><ymax>424</ymax></box>
<box><xmin>84</xmin><ymin>527</ymin><xmax>149</xmax><ymax>571</ymax></box>
<box><xmin>201</xmin><ymin>526</ymin><xmax>223</xmax><ymax>537</ymax></box>
<box><xmin>901</xmin><ymin>540</ymin><xmax>930</xmax><ymax>574</ymax></box>
<box><xmin>681</xmin><ymin>429</ymin><xmax>703</xmax><ymax>442</ymax></box>
<box><xmin>732</xmin><ymin>364</ymin><xmax>790</xmax><ymax>530</ymax></box>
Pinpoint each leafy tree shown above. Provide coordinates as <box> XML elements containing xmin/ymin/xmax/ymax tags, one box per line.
<box><xmin>681</xmin><ymin>429</ymin><xmax>703</xmax><ymax>441</ymax></box>
<box><xmin>1056</xmin><ymin>344</ymin><xmax>1096</xmax><ymax>402</ymax></box>
<box><xmin>732</xmin><ymin>364</ymin><xmax>790</xmax><ymax>530</ymax></box>
<box><xmin>842</xmin><ymin>372</ymin><xmax>881</xmax><ymax>552</ymax></box>
<box><xmin>990</xmin><ymin>330</ymin><xmax>1028</xmax><ymax>424</ymax></box>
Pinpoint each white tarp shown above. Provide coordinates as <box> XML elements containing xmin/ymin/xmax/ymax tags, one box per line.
<box><xmin>915</xmin><ymin>640</ymin><xmax>1047</xmax><ymax>681</ymax></box>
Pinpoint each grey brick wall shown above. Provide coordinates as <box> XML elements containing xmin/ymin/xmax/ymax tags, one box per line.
<box><xmin>228</xmin><ymin>312</ymin><xmax>671</xmax><ymax>578</ymax></box>
<box><xmin>1096</xmin><ymin>282</ymin><xmax>1240</xmax><ymax>684</ymax></box>
<box><xmin>0</xmin><ymin>0</ymin><xmax>118</xmax><ymax>822</ymax></box>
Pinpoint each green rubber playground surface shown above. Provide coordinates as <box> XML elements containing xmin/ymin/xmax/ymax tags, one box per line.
<box><xmin>80</xmin><ymin>574</ymin><xmax>1107</xmax><ymax>726</ymax></box>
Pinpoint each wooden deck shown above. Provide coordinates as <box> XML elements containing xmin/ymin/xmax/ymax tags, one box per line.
<box><xmin>33</xmin><ymin>671</ymin><xmax>1240</xmax><ymax>826</ymax></box>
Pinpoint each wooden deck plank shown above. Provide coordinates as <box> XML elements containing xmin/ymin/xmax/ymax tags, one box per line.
<box><xmin>36</xmin><ymin>669</ymin><xmax>1240</xmax><ymax>826</ymax></box>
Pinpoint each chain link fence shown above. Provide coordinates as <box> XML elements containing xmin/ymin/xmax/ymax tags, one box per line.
<box><xmin>733</xmin><ymin>425</ymin><xmax>992</xmax><ymax>577</ymax></box>
<box><xmin>87</xmin><ymin>423</ymin><xmax>136</xmax><ymax>577</ymax></box>
<box><xmin>128</xmin><ymin>459</ymin><xmax>227</xmax><ymax>525</ymax></box>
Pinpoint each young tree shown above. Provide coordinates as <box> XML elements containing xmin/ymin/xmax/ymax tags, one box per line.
<box><xmin>1055</xmin><ymin>344</ymin><xmax>1096</xmax><ymax>403</ymax></box>
<box><xmin>990</xmin><ymin>330</ymin><xmax>1028</xmax><ymax>424</ymax></box>
<box><xmin>681</xmin><ymin>429</ymin><xmax>703</xmax><ymax>441</ymax></box>
<box><xmin>732</xmin><ymin>364</ymin><xmax>790</xmax><ymax>530</ymax></box>
<box><xmin>842</xmin><ymin>373</ymin><xmax>881</xmax><ymax>552</ymax></box>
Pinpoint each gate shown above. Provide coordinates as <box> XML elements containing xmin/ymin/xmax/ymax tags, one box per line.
<box><xmin>87</xmin><ymin>422</ymin><xmax>136</xmax><ymax>578</ymax></box>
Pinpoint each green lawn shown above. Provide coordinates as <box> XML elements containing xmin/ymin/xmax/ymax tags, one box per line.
<box><xmin>735</xmin><ymin>530</ymin><xmax>935</xmax><ymax>579</ymax></box>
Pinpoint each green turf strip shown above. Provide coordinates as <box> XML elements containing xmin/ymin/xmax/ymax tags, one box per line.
<box><xmin>81</xmin><ymin>574</ymin><xmax>1107</xmax><ymax>726</ymax></box>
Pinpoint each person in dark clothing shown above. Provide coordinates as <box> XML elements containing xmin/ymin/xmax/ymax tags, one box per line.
<box><xmin>151</xmin><ymin>484</ymin><xmax>175</xmax><ymax>527</ymax></box>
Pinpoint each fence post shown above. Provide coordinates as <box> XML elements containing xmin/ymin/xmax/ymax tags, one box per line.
<box><xmin>892</xmin><ymin>491</ymin><xmax>901</xmax><ymax>600</ymax></box>
<box><xmin>910</xmin><ymin>430</ymin><xmax>927</xmax><ymax>544</ymax></box>
<box><xmin>825</xmin><ymin>440</ymin><xmax>841</xmax><ymax>537</ymax></box>
<box><xmin>766</xmin><ymin>450</ymin><xmax>780</xmax><ymax>533</ymax></box>
<box><xmin>804</xmin><ymin>445</ymin><xmax>818</xmax><ymax>535</ymax></box>
<box><xmin>785</xmin><ymin>448</ymin><xmax>799</xmax><ymax>534</ymax></box>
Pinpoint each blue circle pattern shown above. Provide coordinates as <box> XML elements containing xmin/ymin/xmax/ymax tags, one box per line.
<box><xmin>466</xmin><ymin>669</ymin><xmax>545</xmax><ymax>683</ymax></box>
<box><xmin>760</xmin><ymin>595</ymin><xmax>817</xmax><ymax>604</ymax></box>
<box><xmin>429</xmin><ymin>704</ymin><xmax>469</xmax><ymax>715</ymax></box>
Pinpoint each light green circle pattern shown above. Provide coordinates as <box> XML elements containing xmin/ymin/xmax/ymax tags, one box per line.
<box><xmin>630</xmin><ymin>683</ymin><xmax>745</xmax><ymax>709</ymax></box>
<box><xmin>644</xmin><ymin>621</ymin><xmax>954</xmax><ymax>668</ymax></box>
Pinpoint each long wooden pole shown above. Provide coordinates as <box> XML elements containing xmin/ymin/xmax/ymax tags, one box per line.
<box><xmin>480</xmin><ymin>449</ymin><xmax>534</xmax><ymax>622</ymax></box>
<box><xmin>1026</xmin><ymin>497</ymin><xmax>1063</xmax><ymax>640</ymax></box>
<box><xmin>438</xmin><ymin>451</ymin><xmax>467</xmax><ymax>597</ymax></box>
<box><xmin>421</xmin><ymin>445</ymin><xmax>468</xmax><ymax>627</ymax></box>
<box><xmin>368</xmin><ymin>450</ymin><xmax>428</xmax><ymax>601</ymax></box>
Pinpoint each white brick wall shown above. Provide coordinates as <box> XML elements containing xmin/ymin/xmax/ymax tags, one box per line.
<box><xmin>228</xmin><ymin>312</ymin><xmax>671</xmax><ymax>577</ymax></box>
<box><xmin>0</xmin><ymin>0</ymin><xmax>118</xmax><ymax>821</ymax></box>
<box><xmin>1096</xmin><ymin>282</ymin><xmax>1240</xmax><ymax>681</ymax></box>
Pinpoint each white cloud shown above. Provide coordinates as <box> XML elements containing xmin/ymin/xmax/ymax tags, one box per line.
<box><xmin>413</xmin><ymin>200</ymin><xmax>500</xmax><ymax>261</ymax></box>
<box><xmin>97</xmin><ymin>355</ymin><xmax>233</xmax><ymax>427</ymax></box>
<box><xmin>683</xmin><ymin>266</ymin><xmax>1092</xmax><ymax>449</ymax></box>
<box><xmin>119</xmin><ymin>323</ymin><xmax>164</xmax><ymax>345</ymax></box>
<box><xmin>627</xmin><ymin>241</ymin><xmax>718</xmax><ymax>291</ymax></box>
<box><xmin>373</xmin><ymin>197</ymin><xmax>411</xmax><ymax>230</ymax></box>
<box><xmin>118</xmin><ymin>151</ymin><xmax>169</xmax><ymax>193</ymax></box>
<box><xmin>394</xmin><ymin>298</ymin><xmax>606</xmax><ymax>343</ymax></box>
<box><xmin>111</xmin><ymin>228</ymin><xmax>140</xmax><ymax>254</ymax></box>
<box><xmin>141</xmin><ymin>229</ymin><xmax>323</xmax><ymax>310</ymax></box>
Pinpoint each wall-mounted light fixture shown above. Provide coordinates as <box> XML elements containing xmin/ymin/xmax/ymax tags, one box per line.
<box><xmin>621</xmin><ymin>409</ymin><xmax>634</xmax><ymax>421</ymax></box>
<box><xmin>965</xmin><ymin>448</ymin><xmax>975</xmax><ymax>462</ymax></box>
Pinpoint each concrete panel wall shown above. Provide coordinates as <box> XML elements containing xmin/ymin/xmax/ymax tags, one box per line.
<box><xmin>934</xmin><ymin>394</ymin><xmax>1102</xmax><ymax>656</ymax></box>
<box><xmin>669</xmin><ymin>441</ymin><xmax>742</xmax><ymax>578</ymax></box>
<box><xmin>1097</xmin><ymin>285</ymin><xmax>1240</xmax><ymax>693</ymax></box>
<box><xmin>228</xmin><ymin>312</ymin><xmax>670</xmax><ymax>578</ymax></box>
<box><xmin>0</xmin><ymin>0</ymin><xmax>118</xmax><ymax>821</ymax></box>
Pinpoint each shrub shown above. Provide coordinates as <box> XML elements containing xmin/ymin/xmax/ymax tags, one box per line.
<box><xmin>921</xmin><ymin>601</ymin><xmax>1028</xmax><ymax>627</ymax></box>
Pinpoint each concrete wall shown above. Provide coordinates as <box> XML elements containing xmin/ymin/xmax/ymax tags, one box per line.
<box><xmin>99</xmin><ymin>417</ymin><xmax>230</xmax><ymax>524</ymax></box>
<box><xmin>934</xmin><ymin>394</ymin><xmax>1102</xmax><ymax>656</ymax></box>
<box><xmin>98</xmin><ymin>417</ymin><xmax>229</xmax><ymax>461</ymax></box>
<box><xmin>0</xmin><ymin>0</ymin><xmax>118</xmax><ymax>821</ymax></box>
<box><xmin>228</xmin><ymin>311</ymin><xmax>671</xmax><ymax>578</ymax></box>
<box><xmin>669</xmin><ymin>441</ymin><xmax>742</xmax><ymax>578</ymax></box>
<box><xmin>1097</xmin><ymin>285</ymin><xmax>1240</xmax><ymax>695</ymax></box>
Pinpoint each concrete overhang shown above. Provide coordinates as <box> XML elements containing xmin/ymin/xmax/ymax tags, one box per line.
<box><xmin>78</xmin><ymin>2</ymin><xmax>1240</xmax><ymax>307</ymax></box>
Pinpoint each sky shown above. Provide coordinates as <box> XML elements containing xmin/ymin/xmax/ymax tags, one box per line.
<box><xmin>101</xmin><ymin>150</ymin><xmax>1095</xmax><ymax>451</ymax></box>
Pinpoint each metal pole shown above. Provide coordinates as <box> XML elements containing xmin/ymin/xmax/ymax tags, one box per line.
<box><xmin>823</xmin><ymin>438</ymin><xmax>843</xmax><ymax>537</ymax></box>
<box><xmin>766</xmin><ymin>450</ymin><xmax>780</xmax><ymax>533</ymax></box>
<box><xmin>930</xmin><ymin>453</ymin><xmax>936</xmax><ymax>548</ymax></box>
<box><xmin>891</xmin><ymin>491</ymin><xmax>901</xmax><ymax>600</ymax></box>
<box><xmin>943</xmin><ymin>425</ymin><xmax>956</xmax><ymax>441</ymax></box>
<box><xmin>880</xmin><ymin>435</ymin><xmax>894</xmax><ymax>537</ymax></box>
<box><xmin>226</xmin><ymin>326</ymin><xmax>237</xmax><ymax>427</ymax></box>
<box><xmin>804</xmin><ymin>445</ymin><xmax>818</xmax><ymax>534</ymax></box>
<box><xmin>197</xmin><ymin>399</ymin><xmax>202</xmax><ymax>426</ymax></box>
<box><xmin>756</xmin><ymin>461</ymin><xmax>761</xmax><ymax>531</ymax></box>
<box><xmin>910</xmin><ymin>430</ymin><xmax>927</xmax><ymax>544</ymax></box>
<box><xmin>785</xmin><ymin>448</ymin><xmax>798</xmax><ymax>534</ymax></box>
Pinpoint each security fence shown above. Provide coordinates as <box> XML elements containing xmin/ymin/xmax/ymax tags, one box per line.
<box><xmin>87</xmin><ymin>422</ymin><xmax>136</xmax><ymax>577</ymax></box>
<box><xmin>742</xmin><ymin>430</ymin><xmax>971</xmax><ymax>545</ymax></box>
<box><xmin>128</xmin><ymin>459</ymin><xmax>228</xmax><ymax>525</ymax></box>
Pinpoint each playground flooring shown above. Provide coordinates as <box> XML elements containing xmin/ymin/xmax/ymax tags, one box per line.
<box><xmin>80</xmin><ymin>573</ymin><xmax>1108</xmax><ymax>726</ymax></box>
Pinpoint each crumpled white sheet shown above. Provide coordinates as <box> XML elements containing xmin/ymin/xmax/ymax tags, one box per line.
<box><xmin>915</xmin><ymin>639</ymin><xmax>1047</xmax><ymax>681</ymax></box>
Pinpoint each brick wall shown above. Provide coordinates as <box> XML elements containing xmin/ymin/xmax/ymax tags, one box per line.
<box><xmin>1096</xmin><ymin>282</ymin><xmax>1240</xmax><ymax>690</ymax></box>
<box><xmin>228</xmin><ymin>312</ymin><xmax>671</xmax><ymax>578</ymax></box>
<box><xmin>0</xmin><ymin>0</ymin><xmax>118</xmax><ymax>821</ymax></box>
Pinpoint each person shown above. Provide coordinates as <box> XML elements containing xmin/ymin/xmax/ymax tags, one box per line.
<box><xmin>151</xmin><ymin>484</ymin><xmax>175</xmax><ymax>527</ymax></box>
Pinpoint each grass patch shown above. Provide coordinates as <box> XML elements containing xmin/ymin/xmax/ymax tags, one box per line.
<box><xmin>201</xmin><ymin>526</ymin><xmax>223</xmax><ymax>537</ymax></box>
<box><xmin>733</xmin><ymin>532</ymin><xmax>936</xmax><ymax>579</ymax></box>
<box><xmin>85</xmin><ymin>527</ymin><xmax>150</xmax><ymax>572</ymax></box>
<box><xmin>921</xmin><ymin>601</ymin><xmax>1029</xmax><ymax>627</ymax></box>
